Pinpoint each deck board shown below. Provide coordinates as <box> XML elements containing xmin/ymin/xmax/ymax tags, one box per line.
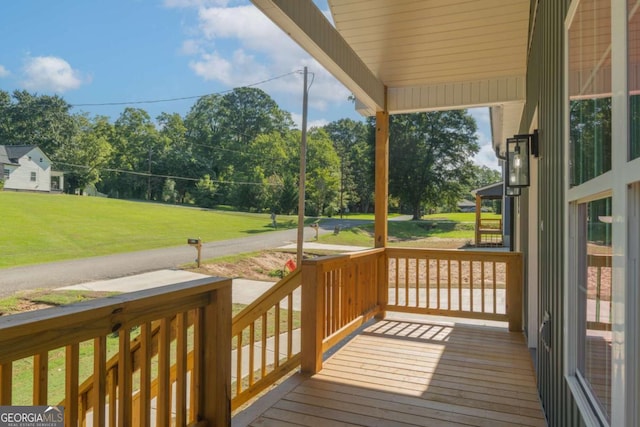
<box><xmin>236</xmin><ymin>317</ymin><xmax>546</xmax><ymax>427</ymax></box>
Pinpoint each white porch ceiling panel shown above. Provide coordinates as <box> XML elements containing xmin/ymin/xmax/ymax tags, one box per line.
<box><xmin>251</xmin><ymin>0</ymin><xmax>530</xmax><ymax>148</ymax></box>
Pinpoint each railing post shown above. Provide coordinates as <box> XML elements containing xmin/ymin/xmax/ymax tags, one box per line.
<box><xmin>200</xmin><ymin>281</ymin><xmax>232</xmax><ymax>426</ymax></box>
<box><xmin>301</xmin><ymin>260</ymin><xmax>323</xmax><ymax>375</ymax></box>
<box><xmin>376</xmin><ymin>250</ymin><xmax>388</xmax><ymax>319</ymax></box>
<box><xmin>507</xmin><ymin>253</ymin><xmax>523</xmax><ymax>332</ymax></box>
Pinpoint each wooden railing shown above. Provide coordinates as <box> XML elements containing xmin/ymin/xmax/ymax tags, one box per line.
<box><xmin>476</xmin><ymin>217</ymin><xmax>503</xmax><ymax>246</ymax></box>
<box><xmin>230</xmin><ymin>269</ymin><xmax>302</xmax><ymax>410</ymax></box>
<box><xmin>301</xmin><ymin>249</ymin><xmax>385</xmax><ymax>374</ymax></box>
<box><xmin>385</xmin><ymin>248</ymin><xmax>522</xmax><ymax>331</ymax></box>
<box><xmin>587</xmin><ymin>254</ymin><xmax>612</xmax><ymax>330</ymax></box>
<box><xmin>0</xmin><ymin>247</ymin><xmax>526</xmax><ymax>423</ymax></box>
<box><xmin>0</xmin><ymin>277</ymin><xmax>231</xmax><ymax>427</ymax></box>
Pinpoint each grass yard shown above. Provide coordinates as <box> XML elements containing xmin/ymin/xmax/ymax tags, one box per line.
<box><xmin>319</xmin><ymin>211</ymin><xmax>502</xmax><ymax>247</ymax></box>
<box><xmin>0</xmin><ymin>192</ymin><xmax>297</xmax><ymax>269</ymax></box>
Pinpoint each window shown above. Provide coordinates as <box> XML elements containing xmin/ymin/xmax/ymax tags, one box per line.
<box><xmin>569</xmin><ymin>0</ymin><xmax>612</xmax><ymax>186</ymax></box>
<box><xmin>567</xmin><ymin>0</ymin><xmax>615</xmax><ymax>423</ymax></box>
<box><xmin>30</xmin><ymin>172</ymin><xmax>36</xmax><ymax>182</ymax></box>
<box><xmin>3</xmin><ymin>169</ymin><xmax>8</xmax><ymax>180</ymax></box>
<box><xmin>576</xmin><ymin>197</ymin><xmax>612</xmax><ymax>420</ymax></box>
<box><xmin>630</xmin><ymin>0</ymin><xmax>640</xmax><ymax>160</ymax></box>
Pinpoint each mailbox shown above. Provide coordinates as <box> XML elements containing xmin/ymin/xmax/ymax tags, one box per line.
<box><xmin>187</xmin><ymin>238</ymin><xmax>201</xmax><ymax>246</ymax></box>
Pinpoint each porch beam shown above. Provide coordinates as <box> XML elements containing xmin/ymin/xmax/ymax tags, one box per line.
<box><xmin>251</xmin><ymin>0</ymin><xmax>385</xmax><ymax>112</ymax></box>
<box><xmin>383</xmin><ymin>75</ymin><xmax>526</xmax><ymax>115</ymax></box>
<box><xmin>375</xmin><ymin>100</ymin><xmax>389</xmax><ymax>248</ymax></box>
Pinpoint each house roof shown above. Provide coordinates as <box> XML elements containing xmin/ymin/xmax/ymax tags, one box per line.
<box><xmin>0</xmin><ymin>145</ymin><xmax>41</xmax><ymax>166</ymax></box>
<box><xmin>458</xmin><ymin>200</ymin><xmax>476</xmax><ymax>208</ymax></box>
<box><xmin>471</xmin><ymin>181</ymin><xmax>503</xmax><ymax>198</ymax></box>
<box><xmin>250</xmin><ymin>0</ymin><xmax>529</xmax><ymax>157</ymax></box>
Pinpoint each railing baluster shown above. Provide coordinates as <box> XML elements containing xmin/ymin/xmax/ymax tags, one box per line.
<box><xmin>33</xmin><ymin>352</ymin><xmax>48</xmax><ymax>405</ymax></box>
<box><xmin>470</xmin><ymin>261</ymin><xmax>474</xmax><ymax>312</ymax></box>
<box><xmin>0</xmin><ymin>362</ymin><xmax>12</xmax><ymax>405</ymax></box>
<box><xmin>481</xmin><ymin>260</ymin><xmax>486</xmax><ymax>313</ymax></box>
<box><xmin>117</xmin><ymin>329</ymin><xmax>131</xmax><ymax>427</ymax></box>
<box><xmin>274</xmin><ymin>302</ymin><xmax>280</xmax><ymax>368</ymax></box>
<box><xmin>138</xmin><ymin>323</ymin><xmax>151</xmax><ymax>427</ymax></box>
<box><xmin>261</xmin><ymin>313</ymin><xmax>267</xmax><ymax>379</ymax></box>
<box><xmin>191</xmin><ymin>308</ymin><xmax>203</xmax><ymax>422</ymax></box>
<box><xmin>493</xmin><ymin>262</ymin><xmax>498</xmax><ymax>314</ymax></box>
<box><xmin>458</xmin><ymin>260</ymin><xmax>463</xmax><ymax>311</ymax></box>
<box><xmin>426</xmin><ymin>256</ymin><xmax>431</xmax><ymax>308</ymax></box>
<box><xmin>92</xmin><ymin>337</ymin><xmax>106</xmax><ymax>427</ymax></box>
<box><xmin>447</xmin><ymin>259</ymin><xmax>452</xmax><ymax>310</ymax></box>
<box><xmin>436</xmin><ymin>259</ymin><xmax>441</xmax><ymax>309</ymax></box>
<box><xmin>157</xmin><ymin>318</ymin><xmax>171</xmax><ymax>427</ymax></box>
<box><xmin>107</xmin><ymin>367</ymin><xmax>116</xmax><ymax>427</ymax></box>
<box><xmin>287</xmin><ymin>294</ymin><xmax>293</xmax><ymax>359</ymax></box>
<box><xmin>236</xmin><ymin>332</ymin><xmax>243</xmax><ymax>396</ymax></box>
<box><xmin>404</xmin><ymin>258</ymin><xmax>410</xmax><ymax>307</ymax></box>
<box><xmin>415</xmin><ymin>258</ymin><xmax>420</xmax><ymax>307</ymax></box>
<box><xmin>249</xmin><ymin>323</ymin><xmax>255</xmax><ymax>387</ymax></box>
<box><xmin>394</xmin><ymin>257</ymin><xmax>399</xmax><ymax>305</ymax></box>
<box><xmin>176</xmin><ymin>312</ymin><xmax>188</xmax><ymax>427</ymax></box>
<box><xmin>65</xmin><ymin>343</ymin><xmax>79</xmax><ymax>427</ymax></box>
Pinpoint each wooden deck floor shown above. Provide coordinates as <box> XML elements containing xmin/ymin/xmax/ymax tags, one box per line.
<box><xmin>234</xmin><ymin>316</ymin><xmax>546</xmax><ymax>427</ymax></box>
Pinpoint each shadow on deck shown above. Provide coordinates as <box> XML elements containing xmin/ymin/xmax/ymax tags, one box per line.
<box><xmin>234</xmin><ymin>315</ymin><xmax>545</xmax><ymax>427</ymax></box>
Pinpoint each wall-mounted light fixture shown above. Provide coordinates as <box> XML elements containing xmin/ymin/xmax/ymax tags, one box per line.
<box><xmin>505</xmin><ymin>185</ymin><xmax>521</xmax><ymax>197</ymax></box>
<box><xmin>506</xmin><ymin>130</ymin><xmax>538</xmax><ymax>188</ymax></box>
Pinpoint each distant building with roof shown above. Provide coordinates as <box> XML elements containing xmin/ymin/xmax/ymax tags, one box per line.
<box><xmin>0</xmin><ymin>145</ymin><xmax>63</xmax><ymax>192</ymax></box>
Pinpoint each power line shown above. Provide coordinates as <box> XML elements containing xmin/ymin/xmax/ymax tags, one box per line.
<box><xmin>54</xmin><ymin>161</ymin><xmax>281</xmax><ymax>186</ymax></box>
<box><xmin>69</xmin><ymin>71</ymin><xmax>300</xmax><ymax>108</ymax></box>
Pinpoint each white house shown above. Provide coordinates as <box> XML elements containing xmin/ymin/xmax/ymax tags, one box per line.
<box><xmin>0</xmin><ymin>145</ymin><xmax>63</xmax><ymax>192</ymax></box>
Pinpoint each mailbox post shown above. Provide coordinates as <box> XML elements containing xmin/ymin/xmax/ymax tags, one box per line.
<box><xmin>187</xmin><ymin>238</ymin><xmax>202</xmax><ymax>268</ymax></box>
<box><xmin>310</xmin><ymin>223</ymin><xmax>319</xmax><ymax>240</ymax></box>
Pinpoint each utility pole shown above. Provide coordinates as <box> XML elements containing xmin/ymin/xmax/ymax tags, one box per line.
<box><xmin>147</xmin><ymin>145</ymin><xmax>152</xmax><ymax>200</ymax></box>
<box><xmin>297</xmin><ymin>67</ymin><xmax>308</xmax><ymax>267</ymax></box>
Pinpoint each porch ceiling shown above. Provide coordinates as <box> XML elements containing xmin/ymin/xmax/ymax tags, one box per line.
<box><xmin>331</xmin><ymin>0</ymin><xmax>530</xmax><ymax>126</ymax></box>
<box><xmin>251</xmin><ymin>0</ymin><xmax>531</xmax><ymax>151</ymax></box>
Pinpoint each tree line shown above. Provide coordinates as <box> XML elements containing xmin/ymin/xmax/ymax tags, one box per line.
<box><xmin>0</xmin><ymin>88</ymin><xmax>500</xmax><ymax>218</ymax></box>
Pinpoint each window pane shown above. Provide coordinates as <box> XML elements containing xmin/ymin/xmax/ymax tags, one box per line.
<box><xmin>569</xmin><ymin>0</ymin><xmax>612</xmax><ymax>186</ymax></box>
<box><xmin>630</xmin><ymin>0</ymin><xmax>640</xmax><ymax>159</ymax></box>
<box><xmin>577</xmin><ymin>197</ymin><xmax>612</xmax><ymax>420</ymax></box>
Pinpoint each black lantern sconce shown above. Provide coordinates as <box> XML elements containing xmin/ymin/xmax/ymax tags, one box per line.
<box><xmin>505</xmin><ymin>185</ymin><xmax>521</xmax><ymax>197</ymax></box>
<box><xmin>506</xmin><ymin>130</ymin><xmax>538</xmax><ymax>188</ymax></box>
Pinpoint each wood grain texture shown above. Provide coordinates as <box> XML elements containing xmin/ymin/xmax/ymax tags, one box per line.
<box><xmin>240</xmin><ymin>317</ymin><xmax>544</xmax><ymax>427</ymax></box>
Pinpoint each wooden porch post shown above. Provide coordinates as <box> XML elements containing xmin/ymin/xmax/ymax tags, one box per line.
<box><xmin>375</xmin><ymin>95</ymin><xmax>389</xmax><ymax>319</ymax></box>
<box><xmin>201</xmin><ymin>282</ymin><xmax>232</xmax><ymax>426</ymax></box>
<box><xmin>507</xmin><ymin>253</ymin><xmax>523</xmax><ymax>332</ymax></box>
<box><xmin>374</xmin><ymin>106</ymin><xmax>389</xmax><ymax>249</ymax></box>
<box><xmin>301</xmin><ymin>260</ymin><xmax>324</xmax><ymax>375</ymax></box>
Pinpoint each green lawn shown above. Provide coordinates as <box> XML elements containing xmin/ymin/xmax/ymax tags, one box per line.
<box><xmin>319</xmin><ymin>211</ymin><xmax>501</xmax><ymax>247</ymax></box>
<box><xmin>0</xmin><ymin>193</ymin><xmax>296</xmax><ymax>269</ymax></box>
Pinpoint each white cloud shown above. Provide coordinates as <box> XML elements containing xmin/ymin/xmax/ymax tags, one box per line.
<box><xmin>473</xmin><ymin>133</ymin><xmax>500</xmax><ymax>170</ymax></box>
<box><xmin>164</xmin><ymin>0</ymin><xmax>231</xmax><ymax>8</ymax></box>
<box><xmin>290</xmin><ymin>112</ymin><xmax>329</xmax><ymax>129</ymax></box>
<box><xmin>180</xmin><ymin>39</ymin><xmax>203</xmax><ymax>55</ymax></box>
<box><xmin>181</xmin><ymin>4</ymin><xmax>350</xmax><ymax>112</ymax></box>
<box><xmin>0</xmin><ymin>65</ymin><xmax>9</xmax><ymax>78</ymax></box>
<box><xmin>467</xmin><ymin>107</ymin><xmax>499</xmax><ymax>170</ymax></box>
<box><xmin>22</xmin><ymin>56</ymin><xmax>86</xmax><ymax>92</ymax></box>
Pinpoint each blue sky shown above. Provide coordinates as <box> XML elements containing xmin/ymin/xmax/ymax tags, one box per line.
<box><xmin>0</xmin><ymin>0</ymin><xmax>498</xmax><ymax>169</ymax></box>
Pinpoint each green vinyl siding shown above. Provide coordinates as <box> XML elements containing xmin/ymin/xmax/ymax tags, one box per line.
<box><xmin>522</xmin><ymin>0</ymin><xmax>587</xmax><ymax>425</ymax></box>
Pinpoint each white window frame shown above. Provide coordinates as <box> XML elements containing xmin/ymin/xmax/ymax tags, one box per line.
<box><xmin>564</xmin><ymin>0</ymin><xmax>640</xmax><ymax>425</ymax></box>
